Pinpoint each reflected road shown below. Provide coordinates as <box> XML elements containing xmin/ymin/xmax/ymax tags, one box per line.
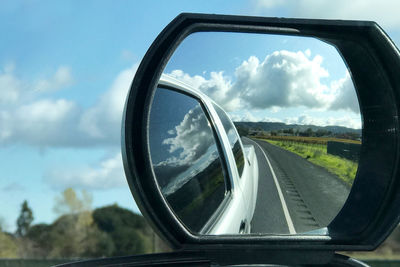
<box><xmin>243</xmin><ymin>137</ymin><xmax>351</xmax><ymax>234</ymax></box>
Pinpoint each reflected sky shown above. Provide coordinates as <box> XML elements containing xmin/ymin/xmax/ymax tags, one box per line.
<box><xmin>149</xmin><ymin>87</ymin><xmax>226</xmax><ymax>232</ymax></box>
<box><xmin>149</xmin><ymin>87</ymin><xmax>220</xmax><ymax>196</ymax></box>
<box><xmin>164</xmin><ymin>32</ymin><xmax>361</xmax><ymax>130</ymax></box>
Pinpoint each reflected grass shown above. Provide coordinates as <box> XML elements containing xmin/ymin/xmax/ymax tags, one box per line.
<box><xmin>260</xmin><ymin>138</ymin><xmax>358</xmax><ymax>186</ymax></box>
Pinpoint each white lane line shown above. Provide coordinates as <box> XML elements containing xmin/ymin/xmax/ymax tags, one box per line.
<box><xmin>250</xmin><ymin>139</ymin><xmax>296</xmax><ymax>234</ymax></box>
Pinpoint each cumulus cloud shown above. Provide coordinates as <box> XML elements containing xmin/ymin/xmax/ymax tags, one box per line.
<box><xmin>230</xmin><ymin>111</ymin><xmax>362</xmax><ymax>129</ymax></box>
<box><xmin>284</xmin><ymin>114</ymin><xmax>361</xmax><ymax>129</ymax></box>
<box><xmin>0</xmin><ymin>63</ymin><xmax>22</xmax><ymax>104</ymax></box>
<box><xmin>253</xmin><ymin>0</ymin><xmax>400</xmax><ymax>29</ymax></box>
<box><xmin>79</xmin><ymin>64</ymin><xmax>138</xmax><ymax>141</ymax></box>
<box><xmin>232</xmin><ymin>51</ymin><xmax>330</xmax><ymax>109</ymax></box>
<box><xmin>45</xmin><ymin>153</ymin><xmax>127</xmax><ymax>190</ymax></box>
<box><xmin>0</xmin><ymin>62</ymin><xmax>136</xmax><ymax>190</ymax></box>
<box><xmin>0</xmin><ymin>63</ymin><xmax>137</xmax><ymax>148</ymax></box>
<box><xmin>152</xmin><ymin>104</ymin><xmax>219</xmax><ymax>195</ymax></box>
<box><xmin>158</xmin><ymin>105</ymin><xmax>214</xmax><ymax>166</ymax></box>
<box><xmin>34</xmin><ymin>66</ymin><xmax>73</xmax><ymax>92</ymax></box>
<box><xmin>229</xmin><ymin>111</ymin><xmax>260</xmax><ymax>122</ymax></box>
<box><xmin>169</xmin><ymin>70</ymin><xmax>237</xmax><ymax>111</ymax></box>
<box><xmin>229</xmin><ymin>111</ymin><xmax>282</xmax><ymax>123</ymax></box>
<box><xmin>329</xmin><ymin>73</ymin><xmax>360</xmax><ymax>113</ymax></box>
<box><xmin>168</xmin><ymin>50</ymin><xmax>357</xmax><ymax>113</ymax></box>
<box><xmin>11</xmin><ymin>99</ymin><xmax>82</xmax><ymax>146</ymax></box>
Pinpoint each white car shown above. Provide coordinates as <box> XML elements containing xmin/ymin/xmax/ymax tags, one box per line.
<box><xmin>148</xmin><ymin>74</ymin><xmax>259</xmax><ymax>234</ymax></box>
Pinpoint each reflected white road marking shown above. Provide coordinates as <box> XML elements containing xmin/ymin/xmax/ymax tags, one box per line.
<box><xmin>249</xmin><ymin>138</ymin><xmax>296</xmax><ymax>234</ymax></box>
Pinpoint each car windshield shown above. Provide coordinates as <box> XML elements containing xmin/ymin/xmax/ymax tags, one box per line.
<box><xmin>0</xmin><ymin>2</ymin><xmax>399</xmax><ymax>266</ymax></box>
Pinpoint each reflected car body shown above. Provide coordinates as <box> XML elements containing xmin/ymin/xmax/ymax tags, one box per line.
<box><xmin>158</xmin><ymin>74</ymin><xmax>259</xmax><ymax>234</ymax></box>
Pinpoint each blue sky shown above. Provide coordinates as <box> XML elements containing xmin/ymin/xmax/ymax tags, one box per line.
<box><xmin>164</xmin><ymin>32</ymin><xmax>361</xmax><ymax>128</ymax></box>
<box><xmin>1</xmin><ymin>0</ymin><xmax>399</xmax><ymax>232</ymax></box>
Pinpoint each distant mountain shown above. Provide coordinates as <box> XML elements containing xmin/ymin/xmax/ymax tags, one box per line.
<box><xmin>234</xmin><ymin>121</ymin><xmax>361</xmax><ymax>134</ymax></box>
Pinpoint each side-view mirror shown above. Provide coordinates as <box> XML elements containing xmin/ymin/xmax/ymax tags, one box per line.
<box><xmin>149</xmin><ymin>75</ymin><xmax>258</xmax><ymax>235</ymax></box>
<box><xmin>62</xmin><ymin>13</ymin><xmax>400</xmax><ymax>266</ymax></box>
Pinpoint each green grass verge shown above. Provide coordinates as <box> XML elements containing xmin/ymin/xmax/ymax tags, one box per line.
<box><xmin>260</xmin><ymin>138</ymin><xmax>357</xmax><ymax>186</ymax></box>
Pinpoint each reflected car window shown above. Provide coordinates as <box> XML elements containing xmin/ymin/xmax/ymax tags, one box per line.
<box><xmin>213</xmin><ymin>103</ymin><xmax>245</xmax><ymax>178</ymax></box>
<box><xmin>149</xmin><ymin>87</ymin><xmax>227</xmax><ymax>232</ymax></box>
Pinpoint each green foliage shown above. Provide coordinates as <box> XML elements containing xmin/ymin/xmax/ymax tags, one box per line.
<box><xmin>16</xmin><ymin>200</ymin><xmax>34</xmax><ymax>237</ymax></box>
<box><xmin>48</xmin><ymin>212</ymin><xmax>111</xmax><ymax>258</ymax></box>
<box><xmin>262</xmin><ymin>135</ymin><xmax>361</xmax><ymax>145</ymax></box>
<box><xmin>9</xmin><ymin>189</ymin><xmax>163</xmax><ymax>260</ymax></box>
<box><xmin>26</xmin><ymin>212</ymin><xmax>114</xmax><ymax>259</ymax></box>
<box><xmin>234</xmin><ymin>124</ymin><xmax>249</xmax><ymax>137</ymax></box>
<box><xmin>92</xmin><ymin>205</ymin><xmax>153</xmax><ymax>256</ymax></box>
<box><xmin>0</xmin><ymin>231</ymin><xmax>18</xmax><ymax>258</ymax></box>
<box><xmin>25</xmin><ymin>224</ymin><xmax>52</xmax><ymax>258</ymax></box>
<box><xmin>265</xmin><ymin>139</ymin><xmax>358</xmax><ymax>185</ymax></box>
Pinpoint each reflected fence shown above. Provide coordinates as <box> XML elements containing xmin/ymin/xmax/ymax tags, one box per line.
<box><xmin>327</xmin><ymin>141</ymin><xmax>361</xmax><ymax>162</ymax></box>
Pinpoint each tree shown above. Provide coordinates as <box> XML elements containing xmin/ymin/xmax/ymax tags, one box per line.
<box><xmin>93</xmin><ymin>205</ymin><xmax>154</xmax><ymax>255</ymax></box>
<box><xmin>47</xmin><ymin>212</ymin><xmax>113</xmax><ymax>258</ymax></box>
<box><xmin>53</xmin><ymin>188</ymin><xmax>92</xmax><ymax>215</ymax></box>
<box><xmin>235</xmin><ymin>125</ymin><xmax>249</xmax><ymax>137</ymax></box>
<box><xmin>316</xmin><ymin>129</ymin><xmax>328</xmax><ymax>137</ymax></box>
<box><xmin>16</xmin><ymin>200</ymin><xmax>34</xmax><ymax>237</ymax></box>
<box><xmin>0</xmin><ymin>231</ymin><xmax>18</xmax><ymax>258</ymax></box>
<box><xmin>46</xmin><ymin>188</ymin><xmax>113</xmax><ymax>258</ymax></box>
<box><xmin>25</xmin><ymin>223</ymin><xmax>52</xmax><ymax>258</ymax></box>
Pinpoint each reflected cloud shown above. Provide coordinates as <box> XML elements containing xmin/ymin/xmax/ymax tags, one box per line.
<box><xmin>160</xmin><ymin>105</ymin><xmax>214</xmax><ymax>167</ymax></box>
<box><xmin>150</xmin><ymin>89</ymin><xmax>220</xmax><ymax>196</ymax></box>
<box><xmin>168</xmin><ymin>50</ymin><xmax>359</xmax><ymax>114</ymax></box>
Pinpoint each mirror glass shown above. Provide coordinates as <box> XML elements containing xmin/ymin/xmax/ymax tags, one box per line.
<box><xmin>149</xmin><ymin>88</ymin><xmax>228</xmax><ymax>233</ymax></box>
<box><xmin>150</xmin><ymin>32</ymin><xmax>362</xmax><ymax>235</ymax></box>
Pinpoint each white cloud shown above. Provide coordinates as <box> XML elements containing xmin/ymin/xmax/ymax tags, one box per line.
<box><xmin>229</xmin><ymin>111</ymin><xmax>282</xmax><ymax>123</ymax></box>
<box><xmin>168</xmin><ymin>70</ymin><xmax>238</xmax><ymax>111</ymax></box>
<box><xmin>329</xmin><ymin>73</ymin><xmax>360</xmax><ymax>113</ymax></box>
<box><xmin>34</xmin><ymin>66</ymin><xmax>73</xmax><ymax>92</ymax></box>
<box><xmin>0</xmin><ymin>99</ymin><xmax>83</xmax><ymax>146</ymax></box>
<box><xmin>0</xmin><ymin>64</ymin><xmax>81</xmax><ymax>146</ymax></box>
<box><xmin>121</xmin><ymin>49</ymin><xmax>135</xmax><ymax>61</ymax></box>
<box><xmin>232</xmin><ymin>51</ymin><xmax>331</xmax><ymax>109</ymax></box>
<box><xmin>0</xmin><ymin>63</ymin><xmax>22</xmax><ymax>104</ymax></box>
<box><xmin>152</xmin><ymin>103</ymin><xmax>221</xmax><ymax>195</ymax></box>
<box><xmin>229</xmin><ymin>111</ymin><xmax>260</xmax><ymax>122</ymax></box>
<box><xmin>45</xmin><ymin>153</ymin><xmax>127</xmax><ymax>190</ymax></box>
<box><xmin>160</xmin><ymin>105</ymin><xmax>215</xmax><ymax>166</ymax></box>
<box><xmin>14</xmin><ymin>99</ymin><xmax>80</xmax><ymax>146</ymax></box>
<box><xmin>256</xmin><ymin>0</ymin><xmax>286</xmax><ymax>9</ymax></box>
<box><xmin>79</xmin><ymin>64</ymin><xmax>138</xmax><ymax>141</ymax></box>
<box><xmin>253</xmin><ymin>0</ymin><xmax>400</xmax><ymax>29</ymax></box>
<box><xmin>0</xmin><ymin>63</ymin><xmax>138</xmax><ymax>148</ymax></box>
<box><xmin>284</xmin><ymin>114</ymin><xmax>361</xmax><ymax>129</ymax></box>
<box><xmin>230</xmin><ymin>109</ymin><xmax>361</xmax><ymax>129</ymax></box>
<box><xmin>0</xmin><ymin>52</ymin><xmax>359</xmax><ymax>149</ymax></box>
<box><xmin>168</xmin><ymin>50</ymin><xmax>357</xmax><ymax>113</ymax></box>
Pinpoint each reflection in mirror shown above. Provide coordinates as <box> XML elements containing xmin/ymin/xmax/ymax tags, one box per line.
<box><xmin>153</xmin><ymin>32</ymin><xmax>362</xmax><ymax>235</ymax></box>
<box><xmin>149</xmin><ymin>88</ymin><xmax>227</xmax><ymax>233</ymax></box>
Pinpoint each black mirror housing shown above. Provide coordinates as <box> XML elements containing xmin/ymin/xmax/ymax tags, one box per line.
<box><xmin>121</xmin><ymin>13</ymin><xmax>400</xmax><ymax>265</ymax></box>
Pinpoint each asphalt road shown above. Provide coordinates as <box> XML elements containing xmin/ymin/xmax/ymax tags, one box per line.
<box><xmin>242</xmin><ymin>137</ymin><xmax>351</xmax><ymax>234</ymax></box>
